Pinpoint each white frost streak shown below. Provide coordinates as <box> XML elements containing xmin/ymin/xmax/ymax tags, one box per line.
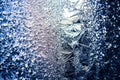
<box><xmin>22</xmin><ymin>0</ymin><xmax>58</xmax><ymax>59</ymax></box>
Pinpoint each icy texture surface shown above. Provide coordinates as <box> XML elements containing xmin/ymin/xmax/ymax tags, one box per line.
<box><xmin>0</xmin><ymin>0</ymin><xmax>62</xmax><ymax>79</ymax></box>
<box><xmin>0</xmin><ymin>0</ymin><xmax>120</xmax><ymax>80</ymax></box>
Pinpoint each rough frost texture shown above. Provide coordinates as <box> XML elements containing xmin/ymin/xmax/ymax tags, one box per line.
<box><xmin>56</xmin><ymin>0</ymin><xmax>120</xmax><ymax>79</ymax></box>
<box><xmin>0</xmin><ymin>0</ymin><xmax>33</xmax><ymax>79</ymax></box>
<box><xmin>0</xmin><ymin>0</ymin><xmax>62</xmax><ymax>80</ymax></box>
<box><xmin>0</xmin><ymin>0</ymin><xmax>120</xmax><ymax>80</ymax></box>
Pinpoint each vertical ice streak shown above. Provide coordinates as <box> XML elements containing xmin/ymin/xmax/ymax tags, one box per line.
<box><xmin>58</xmin><ymin>0</ymin><xmax>107</xmax><ymax>79</ymax></box>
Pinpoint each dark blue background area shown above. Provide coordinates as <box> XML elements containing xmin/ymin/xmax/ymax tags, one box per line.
<box><xmin>104</xmin><ymin>0</ymin><xmax>120</xmax><ymax>80</ymax></box>
<box><xmin>85</xmin><ymin>0</ymin><xmax>120</xmax><ymax>80</ymax></box>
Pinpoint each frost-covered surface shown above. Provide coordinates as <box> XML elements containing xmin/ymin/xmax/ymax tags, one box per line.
<box><xmin>0</xmin><ymin>0</ymin><xmax>31</xmax><ymax>79</ymax></box>
<box><xmin>0</xmin><ymin>0</ymin><xmax>120</xmax><ymax>80</ymax></box>
<box><xmin>0</xmin><ymin>0</ymin><xmax>62</xmax><ymax>79</ymax></box>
